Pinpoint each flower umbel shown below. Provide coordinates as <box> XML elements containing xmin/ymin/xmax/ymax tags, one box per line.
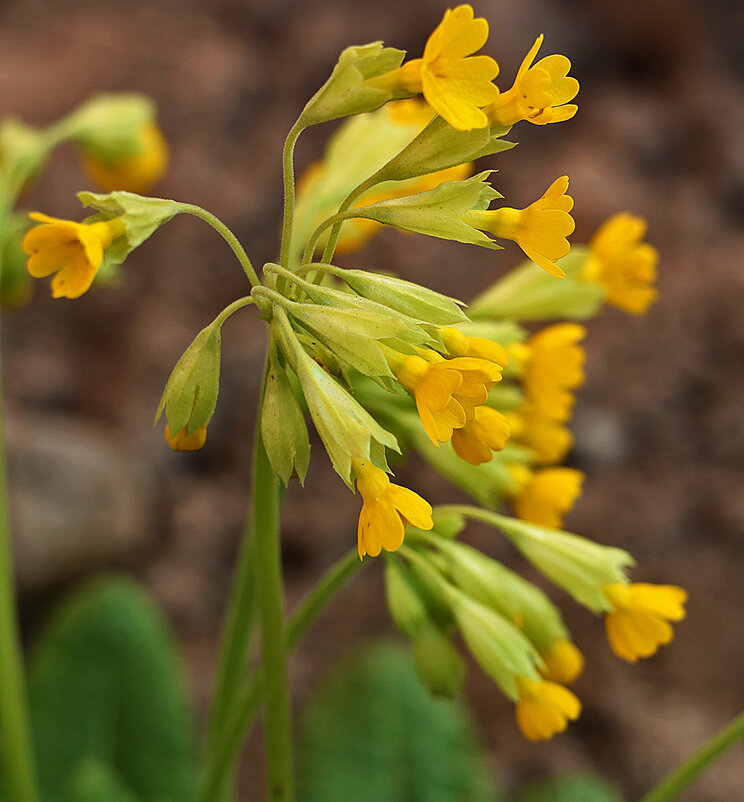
<box><xmin>486</xmin><ymin>35</ymin><xmax>579</xmax><ymax>127</ymax></box>
<box><xmin>464</xmin><ymin>176</ymin><xmax>575</xmax><ymax>277</ymax></box>
<box><xmin>354</xmin><ymin>459</ymin><xmax>433</xmax><ymax>559</ymax></box>
<box><xmin>23</xmin><ymin>212</ymin><xmax>125</xmax><ymax>299</ymax></box>
<box><xmin>515</xmin><ymin>675</ymin><xmax>581</xmax><ymax>741</ymax></box>
<box><xmin>604</xmin><ymin>583</ymin><xmax>687</xmax><ymax>662</ymax></box>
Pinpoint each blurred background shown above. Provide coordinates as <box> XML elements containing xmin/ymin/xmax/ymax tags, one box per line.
<box><xmin>2</xmin><ymin>0</ymin><xmax>744</xmax><ymax>798</ymax></box>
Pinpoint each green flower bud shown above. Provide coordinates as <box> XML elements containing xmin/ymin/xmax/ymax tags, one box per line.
<box><xmin>384</xmin><ymin>559</ymin><xmax>429</xmax><ymax>636</ymax></box>
<box><xmin>412</xmin><ymin>622</ymin><xmax>465</xmax><ymax>699</ymax></box>
<box><xmin>298</xmin><ymin>43</ymin><xmax>406</xmax><ymax>127</ymax></box>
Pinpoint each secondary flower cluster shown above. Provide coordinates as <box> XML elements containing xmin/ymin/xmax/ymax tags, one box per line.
<box><xmin>21</xmin><ymin>4</ymin><xmax>679</xmax><ymax>742</ymax></box>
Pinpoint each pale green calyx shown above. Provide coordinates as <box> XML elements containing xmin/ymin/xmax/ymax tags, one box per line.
<box><xmin>384</xmin><ymin>559</ymin><xmax>429</xmax><ymax>637</ymax></box>
<box><xmin>0</xmin><ymin>119</ymin><xmax>49</xmax><ymax>196</ymax></box>
<box><xmin>412</xmin><ymin>622</ymin><xmax>465</xmax><ymax>699</ymax></box>
<box><xmin>298</xmin><ymin>43</ymin><xmax>406</xmax><ymax>127</ymax></box>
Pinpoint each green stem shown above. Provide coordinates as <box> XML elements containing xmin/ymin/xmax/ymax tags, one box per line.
<box><xmin>639</xmin><ymin>711</ymin><xmax>744</xmax><ymax>802</ymax></box>
<box><xmin>0</xmin><ymin>342</ymin><xmax>38</xmax><ymax>802</ymax></box>
<box><xmin>279</xmin><ymin>122</ymin><xmax>305</xmax><ymax>270</ymax></box>
<box><xmin>179</xmin><ymin>204</ymin><xmax>260</xmax><ymax>286</ymax></box>
<box><xmin>212</xmin><ymin>296</ymin><xmax>255</xmax><ymax>329</ymax></box>
<box><xmin>200</xmin><ymin>548</ymin><xmax>362</xmax><ymax>802</ymax></box>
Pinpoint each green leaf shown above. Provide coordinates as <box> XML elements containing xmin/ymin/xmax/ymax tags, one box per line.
<box><xmin>512</xmin><ymin>774</ymin><xmax>624</xmax><ymax>802</ymax></box>
<box><xmin>297</xmin><ymin>643</ymin><xmax>502</xmax><ymax>802</ymax></box>
<box><xmin>28</xmin><ymin>576</ymin><xmax>196</xmax><ymax>802</ymax></box>
<box><xmin>61</xmin><ymin>761</ymin><xmax>140</xmax><ymax>802</ymax></box>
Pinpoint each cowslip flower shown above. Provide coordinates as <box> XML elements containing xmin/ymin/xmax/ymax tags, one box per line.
<box><xmin>23</xmin><ymin>213</ymin><xmax>126</xmax><ymax>299</ymax></box>
<box><xmin>522</xmin><ymin>323</ymin><xmax>586</xmax><ymax>421</ymax></box>
<box><xmin>438</xmin><ymin>326</ymin><xmax>509</xmax><ymax>364</ymax></box>
<box><xmin>354</xmin><ymin>459</ymin><xmax>433</xmax><ymax>559</ymax></box>
<box><xmin>81</xmin><ymin>121</ymin><xmax>169</xmax><ymax>194</ymax></box>
<box><xmin>509</xmin><ymin>405</ymin><xmax>574</xmax><ymax>465</ymax></box>
<box><xmin>464</xmin><ymin>176</ymin><xmax>575</xmax><ymax>277</ymax></box>
<box><xmin>486</xmin><ymin>35</ymin><xmax>579</xmax><ymax>127</ymax></box>
<box><xmin>582</xmin><ymin>213</ymin><xmax>659</xmax><ymax>315</ymax></box>
<box><xmin>386</xmin><ymin>347</ymin><xmax>505</xmax><ymax>444</ymax></box>
<box><xmin>603</xmin><ymin>583</ymin><xmax>687</xmax><ymax>662</ymax></box>
<box><xmin>451</xmin><ymin>406</ymin><xmax>511</xmax><ymax>465</ymax></box>
<box><xmin>515</xmin><ymin>675</ymin><xmax>581</xmax><ymax>741</ymax></box>
<box><xmin>511</xmin><ymin>466</ymin><xmax>584</xmax><ymax>528</ymax></box>
<box><xmin>538</xmin><ymin>639</ymin><xmax>584</xmax><ymax>685</ymax></box>
<box><xmin>165</xmin><ymin>424</ymin><xmax>208</xmax><ymax>452</ymax></box>
<box><xmin>368</xmin><ymin>4</ymin><xmax>500</xmax><ymax>132</ymax></box>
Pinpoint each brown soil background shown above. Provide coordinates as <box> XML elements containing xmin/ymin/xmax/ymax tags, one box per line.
<box><xmin>2</xmin><ymin>0</ymin><xmax>744</xmax><ymax>799</ymax></box>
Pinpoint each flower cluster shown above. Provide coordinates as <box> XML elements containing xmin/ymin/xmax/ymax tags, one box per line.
<box><xmin>22</xmin><ymin>4</ymin><xmax>683</xmax><ymax>742</ymax></box>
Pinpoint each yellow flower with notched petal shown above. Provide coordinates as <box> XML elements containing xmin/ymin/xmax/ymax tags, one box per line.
<box><xmin>354</xmin><ymin>459</ymin><xmax>433</xmax><ymax>559</ymax></box>
<box><xmin>486</xmin><ymin>35</ymin><xmax>579</xmax><ymax>127</ymax></box>
<box><xmin>511</xmin><ymin>466</ymin><xmax>584</xmax><ymax>528</ymax></box>
<box><xmin>539</xmin><ymin>639</ymin><xmax>584</xmax><ymax>685</ymax></box>
<box><xmin>583</xmin><ymin>213</ymin><xmax>659</xmax><ymax>315</ymax></box>
<box><xmin>82</xmin><ymin>122</ymin><xmax>169</xmax><ymax>194</ymax></box>
<box><xmin>451</xmin><ymin>405</ymin><xmax>511</xmax><ymax>465</ymax></box>
<box><xmin>603</xmin><ymin>583</ymin><xmax>687</xmax><ymax>663</ymax></box>
<box><xmin>165</xmin><ymin>424</ymin><xmax>208</xmax><ymax>452</ymax></box>
<box><xmin>515</xmin><ymin>676</ymin><xmax>581</xmax><ymax>741</ymax></box>
<box><xmin>368</xmin><ymin>4</ymin><xmax>499</xmax><ymax>132</ymax></box>
<box><xmin>23</xmin><ymin>213</ymin><xmax>126</xmax><ymax>299</ymax></box>
<box><xmin>387</xmin><ymin>348</ymin><xmax>505</xmax><ymax>444</ymax></box>
<box><xmin>464</xmin><ymin>176</ymin><xmax>575</xmax><ymax>277</ymax></box>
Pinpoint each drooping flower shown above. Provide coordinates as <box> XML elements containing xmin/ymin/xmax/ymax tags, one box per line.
<box><xmin>81</xmin><ymin>121</ymin><xmax>169</xmax><ymax>194</ymax></box>
<box><xmin>515</xmin><ymin>675</ymin><xmax>581</xmax><ymax>741</ymax></box>
<box><xmin>386</xmin><ymin>348</ymin><xmax>505</xmax><ymax>444</ymax></box>
<box><xmin>538</xmin><ymin>639</ymin><xmax>585</xmax><ymax>685</ymax></box>
<box><xmin>464</xmin><ymin>176</ymin><xmax>575</xmax><ymax>277</ymax></box>
<box><xmin>603</xmin><ymin>583</ymin><xmax>688</xmax><ymax>662</ymax></box>
<box><xmin>511</xmin><ymin>466</ymin><xmax>584</xmax><ymax>528</ymax></box>
<box><xmin>439</xmin><ymin>326</ymin><xmax>509</xmax><ymax>364</ymax></box>
<box><xmin>582</xmin><ymin>213</ymin><xmax>659</xmax><ymax>315</ymax></box>
<box><xmin>509</xmin><ymin>405</ymin><xmax>574</xmax><ymax>465</ymax></box>
<box><xmin>354</xmin><ymin>459</ymin><xmax>433</xmax><ymax>559</ymax></box>
<box><xmin>451</xmin><ymin>406</ymin><xmax>511</xmax><ymax>464</ymax></box>
<box><xmin>486</xmin><ymin>35</ymin><xmax>579</xmax><ymax>127</ymax></box>
<box><xmin>165</xmin><ymin>424</ymin><xmax>208</xmax><ymax>452</ymax></box>
<box><xmin>368</xmin><ymin>4</ymin><xmax>500</xmax><ymax>131</ymax></box>
<box><xmin>23</xmin><ymin>212</ymin><xmax>125</xmax><ymax>299</ymax></box>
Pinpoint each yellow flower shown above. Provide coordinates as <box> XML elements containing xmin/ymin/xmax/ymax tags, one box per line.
<box><xmin>515</xmin><ymin>676</ymin><xmax>581</xmax><ymax>741</ymax></box>
<box><xmin>165</xmin><ymin>424</ymin><xmax>208</xmax><ymax>452</ymax></box>
<box><xmin>538</xmin><ymin>639</ymin><xmax>584</xmax><ymax>685</ymax></box>
<box><xmin>509</xmin><ymin>406</ymin><xmax>574</xmax><ymax>465</ymax></box>
<box><xmin>451</xmin><ymin>406</ymin><xmax>511</xmax><ymax>465</ymax></box>
<box><xmin>354</xmin><ymin>459</ymin><xmax>433</xmax><ymax>559</ymax></box>
<box><xmin>465</xmin><ymin>176</ymin><xmax>575</xmax><ymax>277</ymax></box>
<box><xmin>522</xmin><ymin>323</ymin><xmax>586</xmax><ymax>421</ymax></box>
<box><xmin>368</xmin><ymin>4</ymin><xmax>499</xmax><ymax>131</ymax></box>
<box><xmin>23</xmin><ymin>213</ymin><xmax>125</xmax><ymax>299</ymax></box>
<box><xmin>438</xmin><ymin>326</ymin><xmax>509</xmax><ymax>365</ymax></box>
<box><xmin>81</xmin><ymin>122</ymin><xmax>169</xmax><ymax>194</ymax></box>
<box><xmin>387</xmin><ymin>348</ymin><xmax>504</xmax><ymax>444</ymax></box>
<box><xmin>582</xmin><ymin>213</ymin><xmax>659</xmax><ymax>315</ymax></box>
<box><xmin>511</xmin><ymin>466</ymin><xmax>584</xmax><ymax>528</ymax></box>
<box><xmin>604</xmin><ymin>583</ymin><xmax>687</xmax><ymax>663</ymax></box>
<box><xmin>486</xmin><ymin>35</ymin><xmax>579</xmax><ymax>127</ymax></box>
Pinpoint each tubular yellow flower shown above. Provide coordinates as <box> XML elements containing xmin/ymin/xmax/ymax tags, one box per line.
<box><xmin>511</xmin><ymin>467</ymin><xmax>584</xmax><ymax>528</ymax></box>
<box><xmin>387</xmin><ymin>348</ymin><xmax>505</xmax><ymax>444</ymax></box>
<box><xmin>165</xmin><ymin>424</ymin><xmax>208</xmax><ymax>452</ymax></box>
<box><xmin>523</xmin><ymin>323</ymin><xmax>586</xmax><ymax>421</ymax></box>
<box><xmin>354</xmin><ymin>459</ymin><xmax>433</xmax><ymax>559</ymax></box>
<box><xmin>582</xmin><ymin>213</ymin><xmax>659</xmax><ymax>315</ymax></box>
<box><xmin>81</xmin><ymin>121</ymin><xmax>169</xmax><ymax>194</ymax></box>
<box><xmin>538</xmin><ymin>639</ymin><xmax>585</xmax><ymax>685</ymax></box>
<box><xmin>515</xmin><ymin>676</ymin><xmax>581</xmax><ymax>741</ymax></box>
<box><xmin>464</xmin><ymin>176</ymin><xmax>575</xmax><ymax>277</ymax></box>
<box><xmin>509</xmin><ymin>406</ymin><xmax>574</xmax><ymax>465</ymax></box>
<box><xmin>439</xmin><ymin>326</ymin><xmax>509</xmax><ymax>365</ymax></box>
<box><xmin>368</xmin><ymin>4</ymin><xmax>500</xmax><ymax>132</ymax></box>
<box><xmin>23</xmin><ymin>212</ymin><xmax>125</xmax><ymax>299</ymax></box>
<box><xmin>451</xmin><ymin>406</ymin><xmax>511</xmax><ymax>465</ymax></box>
<box><xmin>486</xmin><ymin>35</ymin><xmax>579</xmax><ymax>127</ymax></box>
<box><xmin>603</xmin><ymin>583</ymin><xmax>688</xmax><ymax>663</ymax></box>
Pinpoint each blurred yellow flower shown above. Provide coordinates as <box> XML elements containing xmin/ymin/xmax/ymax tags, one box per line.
<box><xmin>451</xmin><ymin>405</ymin><xmax>511</xmax><ymax>465</ymax></box>
<box><xmin>538</xmin><ymin>639</ymin><xmax>585</xmax><ymax>685</ymax></box>
<box><xmin>515</xmin><ymin>675</ymin><xmax>581</xmax><ymax>741</ymax></box>
<box><xmin>511</xmin><ymin>466</ymin><xmax>584</xmax><ymax>528</ymax></box>
<box><xmin>165</xmin><ymin>424</ymin><xmax>208</xmax><ymax>452</ymax></box>
<box><xmin>508</xmin><ymin>405</ymin><xmax>574</xmax><ymax>465</ymax></box>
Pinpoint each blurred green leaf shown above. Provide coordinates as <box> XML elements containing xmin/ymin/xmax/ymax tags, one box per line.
<box><xmin>297</xmin><ymin>642</ymin><xmax>501</xmax><ymax>802</ymax></box>
<box><xmin>61</xmin><ymin>760</ymin><xmax>139</xmax><ymax>802</ymax></box>
<box><xmin>512</xmin><ymin>774</ymin><xmax>623</xmax><ymax>802</ymax></box>
<box><xmin>27</xmin><ymin>576</ymin><xmax>196</xmax><ymax>802</ymax></box>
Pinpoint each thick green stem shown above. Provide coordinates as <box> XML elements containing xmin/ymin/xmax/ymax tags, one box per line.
<box><xmin>0</xmin><ymin>344</ymin><xmax>38</xmax><ymax>802</ymax></box>
<box><xmin>179</xmin><ymin>204</ymin><xmax>260</xmax><ymax>286</ymax></box>
<box><xmin>639</xmin><ymin>711</ymin><xmax>744</xmax><ymax>802</ymax></box>
<box><xmin>199</xmin><ymin>548</ymin><xmax>362</xmax><ymax>802</ymax></box>
<box><xmin>279</xmin><ymin>122</ymin><xmax>305</xmax><ymax>270</ymax></box>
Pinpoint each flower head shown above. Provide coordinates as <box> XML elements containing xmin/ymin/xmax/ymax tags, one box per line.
<box><xmin>451</xmin><ymin>406</ymin><xmax>511</xmax><ymax>465</ymax></box>
<box><xmin>369</xmin><ymin>4</ymin><xmax>500</xmax><ymax>131</ymax></box>
<box><xmin>465</xmin><ymin>176</ymin><xmax>575</xmax><ymax>277</ymax></box>
<box><xmin>486</xmin><ymin>35</ymin><xmax>579</xmax><ymax>127</ymax></box>
<box><xmin>81</xmin><ymin>122</ymin><xmax>168</xmax><ymax>194</ymax></box>
<box><xmin>538</xmin><ymin>639</ymin><xmax>584</xmax><ymax>685</ymax></box>
<box><xmin>354</xmin><ymin>459</ymin><xmax>433</xmax><ymax>559</ymax></box>
<box><xmin>515</xmin><ymin>676</ymin><xmax>581</xmax><ymax>741</ymax></box>
<box><xmin>23</xmin><ymin>212</ymin><xmax>125</xmax><ymax>299</ymax></box>
<box><xmin>165</xmin><ymin>424</ymin><xmax>207</xmax><ymax>452</ymax></box>
<box><xmin>603</xmin><ymin>583</ymin><xmax>687</xmax><ymax>662</ymax></box>
<box><xmin>509</xmin><ymin>405</ymin><xmax>574</xmax><ymax>465</ymax></box>
<box><xmin>511</xmin><ymin>466</ymin><xmax>584</xmax><ymax>528</ymax></box>
<box><xmin>583</xmin><ymin>213</ymin><xmax>659</xmax><ymax>315</ymax></box>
